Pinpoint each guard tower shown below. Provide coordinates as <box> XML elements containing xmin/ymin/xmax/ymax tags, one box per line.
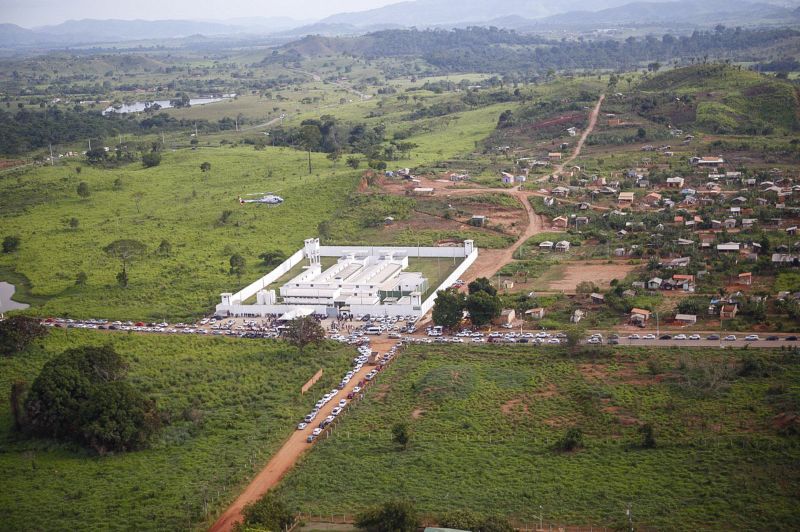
<box><xmin>464</xmin><ymin>239</ymin><xmax>475</xmax><ymax>256</ymax></box>
<box><xmin>304</xmin><ymin>237</ymin><xmax>321</xmax><ymax>267</ymax></box>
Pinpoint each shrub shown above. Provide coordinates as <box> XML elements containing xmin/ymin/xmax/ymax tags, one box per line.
<box><xmin>555</xmin><ymin>427</ymin><xmax>584</xmax><ymax>452</ymax></box>
<box><xmin>355</xmin><ymin>500</ymin><xmax>419</xmax><ymax>532</ymax></box>
<box><xmin>0</xmin><ymin>316</ymin><xmax>48</xmax><ymax>356</ymax></box>
<box><xmin>141</xmin><ymin>151</ymin><xmax>162</xmax><ymax>168</ymax></box>
<box><xmin>239</xmin><ymin>493</ymin><xmax>294</xmax><ymax>531</ymax></box>
<box><xmin>639</xmin><ymin>423</ymin><xmax>657</xmax><ymax>448</ymax></box>
<box><xmin>2</xmin><ymin>235</ymin><xmax>20</xmax><ymax>253</ymax></box>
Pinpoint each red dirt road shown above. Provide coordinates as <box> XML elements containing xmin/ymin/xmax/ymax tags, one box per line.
<box><xmin>209</xmin><ymin>338</ymin><xmax>397</xmax><ymax>532</ymax></box>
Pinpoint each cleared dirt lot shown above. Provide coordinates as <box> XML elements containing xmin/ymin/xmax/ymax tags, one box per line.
<box><xmin>541</xmin><ymin>261</ymin><xmax>637</xmax><ymax>292</ymax></box>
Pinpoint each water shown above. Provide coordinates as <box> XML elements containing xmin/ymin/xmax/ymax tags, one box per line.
<box><xmin>102</xmin><ymin>94</ymin><xmax>235</xmax><ymax>115</ymax></box>
<box><xmin>0</xmin><ymin>282</ymin><xmax>29</xmax><ymax>312</ymax></box>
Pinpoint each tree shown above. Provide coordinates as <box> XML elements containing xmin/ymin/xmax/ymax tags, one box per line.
<box><xmin>112</xmin><ymin>177</ymin><xmax>123</xmax><ymax>191</ymax></box>
<box><xmin>258</xmin><ymin>250</ymin><xmax>287</xmax><ymax>267</ymax></box>
<box><xmin>0</xmin><ymin>316</ymin><xmax>48</xmax><ymax>356</ymax></box>
<box><xmin>299</xmin><ymin>124</ymin><xmax>322</xmax><ymax>174</ymax></box>
<box><xmin>24</xmin><ymin>345</ymin><xmax>159</xmax><ymax>453</ymax></box>
<box><xmin>477</xmin><ymin>516</ymin><xmax>515</xmax><ymax>532</ymax></box>
<box><xmin>85</xmin><ymin>147</ymin><xmax>108</xmax><ymax>165</ymax></box>
<box><xmin>468</xmin><ymin>277</ymin><xmax>497</xmax><ymax>296</ymax></box>
<box><xmin>575</xmin><ymin>281</ymin><xmax>598</xmax><ymax>294</ymax></box>
<box><xmin>200</xmin><ymin>161</ymin><xmax>211</xmax><ymax>173</ymax></box>
<box><xmin>240</xmin><ymin>493</ymin><xmax>294</xmax><ymax>531</ymax></box>
<box><xmin>431</xmin><ymin>289</ymin><xmax>465</xmax><ymax>329</ymax></box>
<box><xmin>77</xmin><ymin>181</ymin><xmax>91</xmax><ymax>198</ymax></box>
<box><xmin>103</xmin><ymin>239</ymin><xmax>146</xmax><ymax>287</ymax></box>
<box><xmin>564</xmin><ymin>326</ymin><xmax>585</xmax><ymax>353</ymax></box>
<box><xmin>68</xmin><ymin>217</ymin><xmax>79</xmax><ymax>229</ymax></box>
<box><xmin>75</xmin><ymin>271</ymin><xmax>88</xmax><ymax>286</ymax></box>
<box><xmin>438</xmin><ymin>510</ymin><xmax>483</xmax><ymax>530</ymax></box>
<box><xmin>229</xmin><ymin>253</ymin><xmax>246</xmax><ymax>277</ymax></box>
<box><xmin>2</xmin><ymin>235</ymin><xmax>20</xmax><ymax>253</ymax></box>
<box><xmin>284</xmin><ymin>316</ymin><xmax>325</xmax><ymax>353</ymax></box>
<box><xmin>141</xmin><ymin>151</ymin><xmax>161</xmax><ymax>168</ymax></box>
<box><xmin>638</xmin><ymin>423</ymin><xmax>656</xmax><ymax>448</ymax></box>
<box><xmin>346</xmin><ymin>156</ymin><xmax>360</xmax><ymax>169</ymax></box>
<box><xmin>392</xmin><ymin>422</ymin><xmax>410</xmax><ymax>449</ymax></box>
<box><xmin>355</xmin><ymin>500</ymin><xmax>419</xmax><ymax>532</ymax></box>
<box><xmin>327</xmin><ymin>150</ymin><xmax>342</xmax><ymax>168</ymax></box>
<box><xmin>466</xmin><ymin>291</ymin><xmax>502</xmax><ymax>327</ymax></box>
<box><xmin>555</xmin><ymin>427</ymin><xmax>584</xmax><ymax>451</ymax></box>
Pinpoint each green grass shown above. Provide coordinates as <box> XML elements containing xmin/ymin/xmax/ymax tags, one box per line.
<box><xmin>275</xmin><ymin>345</ymin><xmax>800</xmax><ymax>530</ymax></box>
<box><xmin>0</xmin><ymin>147</ymin><xmax>360</xmax><ymax>320</ymax></box>
<box><xmin>0</xmin><ymin>329</ymin><xmax>354</xmax><ymax>531</ymax></box>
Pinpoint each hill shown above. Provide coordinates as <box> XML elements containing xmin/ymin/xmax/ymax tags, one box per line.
<box><xmin>638</xmin><ymin>64</ymin><xmax>800</xmax><ymax>134</ymax></box>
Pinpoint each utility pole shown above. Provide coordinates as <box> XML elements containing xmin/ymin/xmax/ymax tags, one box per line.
<box><xmin>49</xmin><ymin>144</ymin><xmax>54</xmax><ymax>166</ymax></box>
<box><xmin>88</xmin><ymin>138</ymin><xmax>92</xmax><ymax>151</ymax></box>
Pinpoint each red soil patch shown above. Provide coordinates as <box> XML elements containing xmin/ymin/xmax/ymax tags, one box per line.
<box><xmin>501</xmin><ymin>397</ymin><xmax>530</xmax><ymax>416</ymax></box>
<box><xmin>411</xmin><ymin>408</ymin><xmax>425</xmax><ymax>419</ymax></box>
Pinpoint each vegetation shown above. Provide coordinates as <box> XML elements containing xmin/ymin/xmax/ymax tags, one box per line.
<box><xmin>283</xmin><ymin>316</ymin><xmax>326</xmax><ymax>353</ymax></box>
<box><xmin>0</xmin><ymin>329</ymin><xmax>353</xmax><ymax>530</ymax></box>
<box><xmin>238</xmin><ymin>493</ymin><xmax>295</xmax><ymax>531</ymax></box>
<box><xmin>355</xmin><ymin>500</ymin><xmax>420</xmax><ymax>532</ymax></box>
<box><xmin>276</xmin><ymin>345</ymin><xmax>800</xmax><ymax>529</ymax></box>
<box><xmin>0</xmin><ymin>315</ymin><xmax>48</xmax><ymax>356</ymax></box>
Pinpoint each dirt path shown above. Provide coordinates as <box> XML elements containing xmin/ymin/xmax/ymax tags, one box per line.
<box><xmin>543</xmin><ymin>94</ymin><xmax>605</xmax><ymax>181</ymax></box>
<box><xmin>209</xmin><ymin>339</ymin><xmax>397</xmax><ymax>532</ymax></box>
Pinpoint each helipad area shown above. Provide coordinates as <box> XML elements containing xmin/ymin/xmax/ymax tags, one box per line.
<box><xmin>216</xmin><ymin>238</ymin><xmax>478</xmax><ymax>319</ymax></box>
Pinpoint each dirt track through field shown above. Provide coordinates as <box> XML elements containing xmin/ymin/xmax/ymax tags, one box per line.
<box><xmin>546</xmin><ymin>93</ymin><xmax>605</xmax><ymax>180</ymax></box>
<box><xmin>209</xmin><ymin>338</ymin><xmax>397</xmax><ymax>532</ymax></box>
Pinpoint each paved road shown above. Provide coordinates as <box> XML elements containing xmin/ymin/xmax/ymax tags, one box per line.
<box><xmin>610</xmin><ymin>337</ymin><xmax>800</xmax><ymax>348</ymax></box>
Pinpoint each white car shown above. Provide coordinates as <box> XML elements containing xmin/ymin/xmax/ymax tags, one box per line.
<box><xmin>587</xmin><ymin>337</ymin><xmax>601</xmax><ymax>344</ymax></box>
<box><xmin>297</xmin><ymin>422</ymin><xmax>308</xmax><ymax>430</ymax></box>
<box><xmin>688</xmin><ymin>334</ymin><xmax>701</xmax><ymax>340</ymax></box>
<box><xmin>338</xmin><ymin>399</ymin><xmax>347</xmax><ymax>408</ymax></box>
<box><xmin>628</xmin><ymin>334</ymin><xmax>640</xmax><ymax>340</ymax></box>
<box><xmin>331</xmin><ymin>407</ymin><xmax>342</xmax><ymax>416</ymax></box>
<box><xmin>547</xmin><ymin>338</ymin><xmax>560</xmax><ymax>344</ymax></box>
<box><xmin>352</xmin><ymin>386</ymin><xmax>361</xmax><ymax>394</ymax></box>
<box><xmin>745</xmin><ymin>334</ymin><xmax>760</xmax><ymax>341</ymax></box>
<box><xmin>312</xmin><ymin>427</ymin><xmax>323</xmax><ymax>436</ymax></box>
<box><xmin>643</xmin><ymin>334</ymin><xmax>657</xmax><ymax>340</ymax></box>
<box><xmin>724</xmin><ymin>335</ymin><xmax>737</xmax><ymax>341</ymax></box>
<box><xmin>674</xmin><ymin>334</ymin><xmax>687</xmax><ymax>340</ymax></box>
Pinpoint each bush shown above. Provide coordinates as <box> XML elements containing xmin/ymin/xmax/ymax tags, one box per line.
<box><xmin>141</xmin><ymin>151</ymin><xmax>162</xmax><ymax>168</ymax></box>
<box><xmin>639</xmin><ymin>423</ymin><xmax>657</xmax><ymax>448</ymax></box>
<box><xmin>355</xmin><ymin>500</ymin><xmax>419</xmax><ymax>532</ymax></box>
<box><xmin>239</xmin><ymin>493</ymin><xmax>294</xmax><ymax>531</ymax></box>
<box><xmin>24</xmin><ymin>345</ymin><xmax>160</xmax><ymax>453</ymax></box>
<box><xmin>2</xmin><ymin>235</ymin><xmax>20</xmax><ymax>253</ymax></box>
<box><xmin>555</xmin><ymin>427</ymin><xmax>584</xmax><ymax>452</ymax></box>
<box><xmin>0</xmin><ymin>316</ymin><xmax>48</xmax><ymax>356</ymax></box>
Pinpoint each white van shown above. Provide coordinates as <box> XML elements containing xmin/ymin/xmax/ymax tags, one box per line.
<box><xmin>366</xmin><ymin>326</ymin><xmax>383</xmax><ymax>335</ymax></box>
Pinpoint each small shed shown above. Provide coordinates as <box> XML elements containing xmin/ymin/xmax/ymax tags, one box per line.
<box><xmin>674</xmin><ymin>313</ymin><xmax>697</xmax><ymax>325</ymax></box>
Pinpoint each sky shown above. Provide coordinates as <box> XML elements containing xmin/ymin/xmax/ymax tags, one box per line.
<box><xmin>0</xmin><ymin>0</ymin><xmax>400</xmax><ymax>27</ymax></box>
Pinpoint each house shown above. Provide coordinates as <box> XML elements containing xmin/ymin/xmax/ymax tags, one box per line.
<box><xmin>711</xmin><ymin>219</ymin><xmax>722</xmax><ymax>230</ymax></box>
<box><xmin>731</xmin><ymin>196</ymin><xmax>748</xmax><ymax>205</ymax></box>
<box><xmin>502</xmin><ymin>279</ymin><xmax>515</xmax><ymax>290</ymax></box>
<box><xmin>672</xmin><ymin>274</ymin><xmax>695</xmax><ymax>291</ymax></box>
<box><xmin>632</xmin><ymin>281</ymin><xmax>646</xmax><ymax>290</ymax></box>
<box><xmin>578</xmin><ymin>202</ymin><xmax>591</xmax><ymax>210</ymax></box>
<box><xmin>691</xmin><ymin>156</ymin><xmax>725</xmax><ymax>167</ymax></box>
<box><xmin>676</xmin><ymin>238</ymin><xmax>695</xmax><ymax>247</ymax></box>
<box><xmin>613</xmin><ymin>247</ymin><xmax>627</xmax><ymax>257</ymax></box>
<box><xmin>525</xmin><ymin>308</ymin><xmax>546</xmax><ymax>320</ymax></box>
<box><xmin>548</xmin><ymin>152</ymin><xmax>562</xmax><ymax>161</ymax></box>
<box><xmin>552</xmin><ymin>216</ymin><xmax>568</xmax><ymax>228</ymax></box>
<box><xmin>663</xmin><ymin>257</ymin><xmax>691</xmax><ymax>268</ymax></box>
<box><xmin>787</xmin><ymin>226</ymin><xmax>798</xmax><ymax>236</ymax></box>
<box><xmin>666</xmin><ymin>176</ymin><xmax>685</xmax><ymax>188</ymax></box>
<box><xmin>644</xmin><ymin>192</ymin><xmax>662</xmax><ymax>205</ymax></box>
<box><xmin>742</xmin><ymin>218</ymin><xmax>756</xmax><ymax>229</ymax></box>
<box><xmin>495</xmin><ymin>308</ymin><xmax>516</xmax><ymax>326</ymax></box>
<box><xmin>590</xmin><ymin>293</ymin><xmax>605</xmax><ymax>304</ymax></box>
<box><xmin>575</xmin><ymin>216</ymin><xmax>590</xmax><ymax>227</ymax></box>
<box><xmin>618</xmin><ymin>192</ymin><xmax>635</xmax><ymax>204</ymax></box>
<box><xmin>501</xmin><ymin>172</ymin><xmax>514</xmax><ymax>184</ymax></box>
<box><xmin>448</xmin><ymin>172</ymin><xmax>469</xmax><ymax>181</ymax></box>
<box><xmin>738</xmin><ymin>272</ymin><xmax>752</xmax><ymax>286</ymax></box>
<box><xmin>543</xmin><ymin>196</ymin><xmax>555</xmax><ymax>207</ymax></box>
<box><xmin>629</xmin><ymin>308</ymin><xmax>652</xmax><ymax>326</ymax></box>
<box><xmin>717</xmin><ymin>242</ymin><xmax>741</xmax><ymax>252</ymax></box>
<box><xmin>674</xmin><ymin>313</ymin><xmax>697</xmax><ymax>325</ymax></box>
<box><xmin>720</xmin><ymin>304</ymin><xmax>738</xmax><ymax>319</ymax></box>
<box><xmin>470</xmin><ymin>215</ymin><xmax>487</xmax><ymax>227</ymax></box>
<box><xmin>647</xmin><ymin>277</ymin><xmax>663</xmax><ymax>290</ymax></box>
<box><xmin>551</xmin><ymin>186</ymin><xmax>570</xmax><ymax>197</ymax></box>
<box><xmin>723</xmin><ymin>218</ymin><xmax>737</xmax><ymax>229</ymax></box>
<box><xmin>539</xmin><ymin>241</ymin><xmax>554</xmax><ymax>250</ymax></box>
<box><xmin>514</xmin><ymin>174</ymin><xmax>527</xmax><ymax>183</ymax></box>
<box><xmin>772</xmin><ymin>253</ymin><xmax>800</xmax><ymax>265</ymax></box>
<box><xmin>555</xmin><ymin>240</ymin><xmax>571</xmax><ymax>252</ymax></box>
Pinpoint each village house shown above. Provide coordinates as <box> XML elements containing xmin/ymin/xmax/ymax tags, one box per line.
<box><xmin>539</xmin><ymin>241</ymin><xmax>554</xmax><ymax>250</ymax></box>
<box><xmin>647</xmin><ymin>277</ymin><xmax>663</xmax><ymax>290</ymax></box>
<box><xmin>551</xmin><ymin>186</ymin><xmax>571</xmax><ymax>197</ymax></box>
<box><xmin>674</xmin><ymin>313</ymin><xmax>697</xmax><ymax>326</ymax></box>
<box><xmin>629</xmin><ymin>308</ymin><xmax>652</xmax><ymax>326</ymax></box>
<box><xmin>614</xmin><ymin>247</ymin><xmax>627</xmax><ymax>257</ymax></box>
<box><xmin>548</xmin><ymin>152</ymin><xmax>562</xmax><ymax>161</ymax></box>
<box><xmin>552</xmin><ymin>216</ymin><xmax>568</xmax><ymax>228</ymax></box>
<box><xmin>666</xmin><ymin>176</ymin><xmax>685</xmax><ymax>188</ymax></box>
<box><xmin>717</xmin><ymin>242</ymin><xmax>741</xmax><ymax>252</ymax></box>
<box><xmin>738</xmin><ymin>272</ymin><xmax>752</xmax><ymax>286</ymax></box>
<box><xmin>495</xmin><ymin>309</ymin><xmax>516</xmax><ymax>326</ymax></box>
<box><xmin>501</xmin><ymin>171</ymin><xmax>514</xmax><ymax>184</ymax></box>
<box><xmin>618</xmin><ymin>192</ymin><xmax>635</xmax><ymax>205</ymax></box>
<box><xmin>470</xmin><ymin>215</ymin><xmax>487</xmax><ymax>227</ymax></box>
<box><xmin>590</xmin><ymin>293</ymin><xmax>605</xmax><ymax>304</ymax></box>
<box><xmin>672</xmin><ymin>274</ymin><xmax>695</xmax><ymax>291</ymax></box>
<box><xmin>555</xmin><ymin>240</ymin><xmax>571</xmax><ymax>252</ymax></box>
<box><xmin>720</xmin><ymin>304</ymin><xmax>738</xmax><ymax>319</ymax></box>
<box><xmin>525</xmin><ymin>307</ymin><xmax>546</xmax><ymax>320</ymax></box>
<box><xmin>644</xmin><ymin>192</ymin><xmax>662</xmax><ymax>206</ymax></box>
<box><xmin>691</xmin><ymin>156</ymin><xmax>725</xmax><ymax>167</ymax></box>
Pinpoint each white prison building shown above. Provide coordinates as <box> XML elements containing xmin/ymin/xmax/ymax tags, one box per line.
<box><xmin>216</xmin><ymin>238</ymin><xmax>477</xmax><ymax>320</ymax></box>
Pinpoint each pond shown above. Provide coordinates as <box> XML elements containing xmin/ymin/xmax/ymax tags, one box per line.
<box><xmin>0</xmin><ymin>281</ymin><xmax>29</xmax><ymax>312</ymax></box>
<box><xmin>102</xmin><ymin>94</ymin><xmax>236</xmax><ymax>115</ymax></box>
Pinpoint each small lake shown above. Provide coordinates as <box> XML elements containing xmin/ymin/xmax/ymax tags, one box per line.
<box><xmin>0</xmin><ymin>282</ymin><xmax>29</xmax><ymax>312</ymax></box>
<box><xmin>103</xmin><ymin>94</ymin><xmax>235</xmax><ymax>115</ymax></box>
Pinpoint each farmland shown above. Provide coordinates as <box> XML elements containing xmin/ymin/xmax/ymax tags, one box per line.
<box><xmin>275</xmin><ymin>344</ymin><xmax>800</xmax><ymax>530</ymax></box>
<box><xmin>0</xmin><ymin>329</ymin><xmax>354</xmax><ymax>531</ymax></box>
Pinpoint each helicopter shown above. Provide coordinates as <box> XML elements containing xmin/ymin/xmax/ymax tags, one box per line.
<box><xmin>238</xmin><ymin>193</ymin><xmax>284</xmax><ymax>205</ymax></box>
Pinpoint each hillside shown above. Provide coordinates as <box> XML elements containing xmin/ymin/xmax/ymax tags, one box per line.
<box><xmin>638</xmin><ymin>64</ymin><xmax>800</xmax><ymax>134</ymax></box>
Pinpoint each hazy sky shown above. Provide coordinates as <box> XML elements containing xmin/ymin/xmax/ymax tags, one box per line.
<box><xmin>1</xmin><ymin>0</ymin><xmax>400</xmax><ymax>27</ymax></box>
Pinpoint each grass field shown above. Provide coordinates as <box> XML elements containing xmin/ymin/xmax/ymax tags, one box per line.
<box><xmin>0</xmin><ymin>329</ymin><xmax>354</xmax><ymax>531</ymax></box>
<box><xmin>0</xmin><ymin>147</ymin><xmax>360</xmax><ymax>320</ymax></box>
<box><xmin>275</xmin><ymin>345</ymin><xmax>800</xmax><ymax>530</ymax></box>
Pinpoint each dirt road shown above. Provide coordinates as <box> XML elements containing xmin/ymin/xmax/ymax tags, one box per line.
<box><xmin>545</xmin><ymin>93</ymin><xmax>605</xmax><ymax>180</ymax></box>
<box><xmin>209</xmin><ymin>338</ymin><xmax>397</xmax><ymax>532</ymax></box>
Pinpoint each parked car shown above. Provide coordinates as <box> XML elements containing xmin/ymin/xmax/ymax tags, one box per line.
<box><xmin>674</xmin><ymin>334</ymin><xmax>687</xmax><ymax>340</ymax></box>
<box><xmin>706</xmin><ymin>334</ymin><xmax>720</xmax><ymax>341</ymax></box>
<box><xmin>786</xmin><ymin>336</ymin><xmax>798</xmax><ymax>341</ymax></box>
<box><xmin>744</xmin><ymin>334</ymin><xmax>760</xmax><ymax>341</ymax></box>
<box><xmin>643</xmin><ymin>334</ymin><xmax>656</xmax><ymax>340</ymax></box>
<box><xmin>297</xmin><ymin>422</ymin><xmax>308</xmax><ymax>430</ymax></box>
<box><xmin>724</xmin><ymin>335</ymin><xmax>737</xmax><ymax>341</ymax></box>
<box><xmin>628</xmin><ymin>334</ymin><xmax>640</xmax><ymax>340</ymax></box>
<box><xmin>306</xmin><ymin>435</ymin><xmax>316</xmax><ymax>443</ymax></box>
<box><xmin>688</xmin><ymin>334</ymin><xmax>701</xmax><ymax>340</ymax></box>
<box><xmin>659</xmin><ymin>334</ymin><xmax>672</xmax><ymax>340</ymax></box>
<box><xmin>766</xmin><ymin>336</ymin><xmax>779</xmax><ymax>341</ymax></box>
